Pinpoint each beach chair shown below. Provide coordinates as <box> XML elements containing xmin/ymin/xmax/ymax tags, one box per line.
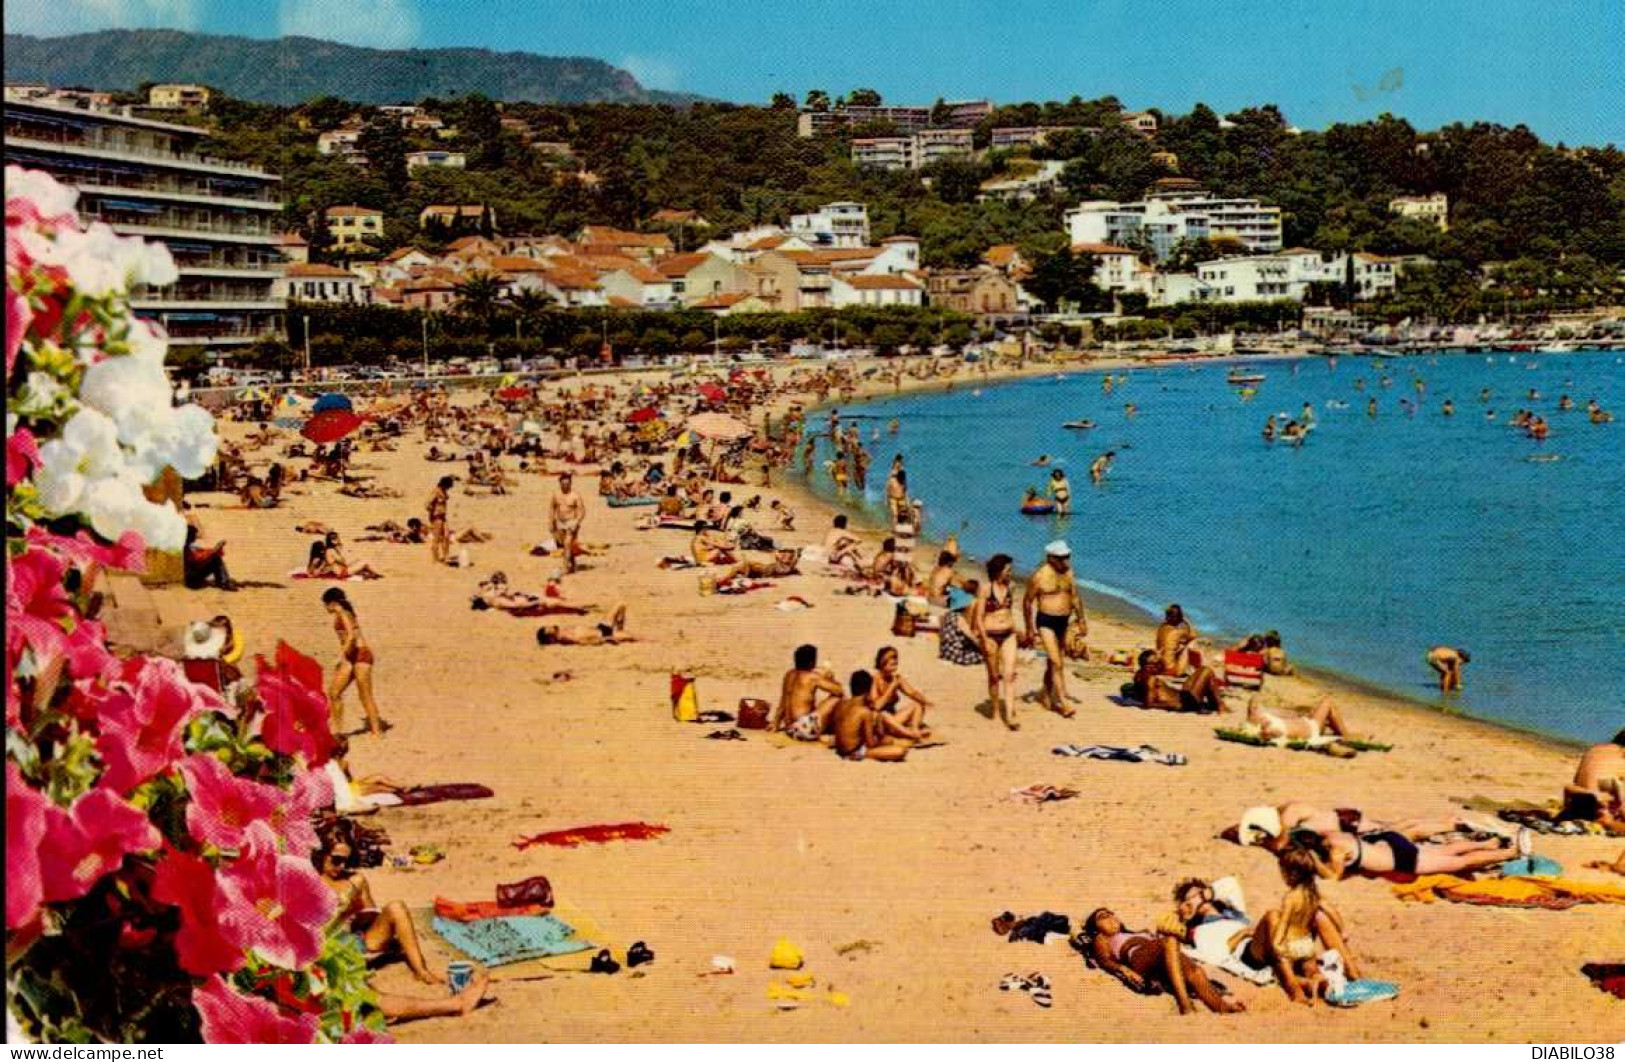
<box><xmin>1223</xmin><ymin>650</ymin><xmax>1265</xmax><ymax>690</ymax></box>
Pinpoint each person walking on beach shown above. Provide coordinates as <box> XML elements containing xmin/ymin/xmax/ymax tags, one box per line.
<box><xmin>969</xmin><ymin>553</ymin><xmax>1024</xmax><ymax>731</ymax></box>
<box><xmin>1426</xmin><ymin>645</ymin><xmax>1470</xmax><ymax>693</ymax></box>
<box><xmin>427</xmin><ymin>475</ymin><xmax>453</xmax><ymax>566</ymax></box>
<box><xmin>1026</xmin><ymin>540</ymin><xmax>1086</xmax><ymax>717</ymax></box>
<box><xmin>550</xmin><ymin>471</ymin><xmax>586</xmax><ymax>575</ymax></box>
<box><xmin>323</xmin><ymin>587</ymin><xmax>386</xmax><ymax>737</ymax></box>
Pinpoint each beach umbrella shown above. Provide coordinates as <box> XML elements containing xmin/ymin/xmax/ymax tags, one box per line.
<box><xmin>312</xmin><ymin>392</ymin><xmax>353</xmax><ymax>413</ymax></box>
<box><xmin>495</xmin><ymin>385</ymin><xmax>531</xmax><ymax>401</ymax></box>
<box><xmin>301</xmin><ymin>409</ymin><xmax>365</xmax><ymax>444</ymax></box>
<box><xmin>697</xmin><ymin>382</ymin><xmax>728</xmax><ymax>404</ymax></box>
<box><xmin>627</xmin><ymin>405</ymin><xmax>661</xmax><ymax>425</ymax></box>
<box><xmin>686</xmin><ymin>411</ymin><xmax>752</xmax><ymax>441</ymax></box>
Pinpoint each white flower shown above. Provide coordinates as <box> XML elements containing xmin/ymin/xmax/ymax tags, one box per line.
<box><xmin>33</xmin><ymin>409</ymin><xmax>124</xmax><ymax>516</ymax></box>
<box><xmin>6</xmin><ymin>165</ymin><xmax>79</xmax><ymax>219</ymax></box>
<box><xmin>124</xmin><ymin>317</ymin><xmax>169</xmax><ymax>365</ymax></box>
<box><xmin>125</xmin><ymin>403</ymin><xmax>218</xmax><ymax>481</ymax></box>
<box><xmin>15</xmin><ymin>371</ymin><xmax>69</xmax><ymax>417</ymax></box>
<box><xmin>82</xmin><ymin>469</ymin><xmax>183</xmax><ymax>551</ymax></box>
<box><xmin>79</xmin><ymin>352</ymin><xmax>172</xmax><ymax>441</ymax></box>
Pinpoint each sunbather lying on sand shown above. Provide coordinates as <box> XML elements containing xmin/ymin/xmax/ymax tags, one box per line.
<box><xmin>1277</xmin><ymin>822</ymin><xmax>1518</xmax><ymax>880</ymax></box>
<box><xmin>723</xmin><ymin>548</ymin><xmax>802</xmax><ymax>581</ymax></box>
<box><xmin>535</xmin><ymin>606</ymin><xmax>635</xmax><ymax>646</ymax></box>
<box><xmin>691</xmin><ymin>529</ymin><xmax>738</xmax><ymax>566</ymax></box>
<box><xmin>1244</xmin><ymin>694</ymin><xmax>1357</xmax><ymax>743</ymax></box>
<box><xmin>1239</xmin><ymin>803</ymin><xmax>1493</xmax><ymax>851</ymax></box>
<box><xmin>474</xmin><ymin>571</ymin><xmax>591</xmax><ymax>615</ymax></box>
<box><xmin>359</xmin><ymin>518</ymin><xmax>428</xmax><ymax>544</ymax></box>
<box><xmin>1078</xmin><ymin>908</ymin><xmax>1244</xmax><ymax>1014</ymax></box>
<box><xmin>1563</xmin><ymin>729</ymin><xmax>1624</xmax><ymax>828</ymax></box>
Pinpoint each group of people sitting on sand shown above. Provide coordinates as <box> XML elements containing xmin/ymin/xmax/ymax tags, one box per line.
<box><xmin>770</xmin><ymin>643</ymin><xmax>933</xmax><ymax>762</ymax></box>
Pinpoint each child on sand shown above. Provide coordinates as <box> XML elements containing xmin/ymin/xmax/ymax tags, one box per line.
<box><xmin>831</xmin><ymin>670</ymin><xmax>920</xmax><ymax>762</ymax></box>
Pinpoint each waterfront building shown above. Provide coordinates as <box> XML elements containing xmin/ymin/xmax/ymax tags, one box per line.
<box><xmin>276</xmin><ymin>262</ymin><xmax>368</xmax><ymax>304</ymax></box>
<box><xmin>4</xmin><ymin>89</ymin><xmax>284</xmax><ymax>349</ymax></box>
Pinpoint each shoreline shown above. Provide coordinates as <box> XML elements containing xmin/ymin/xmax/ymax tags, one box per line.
<box><xmin>783</xmin><ymin>358</ymin><xmax>1588</xmax><ymax>756</ymax></box>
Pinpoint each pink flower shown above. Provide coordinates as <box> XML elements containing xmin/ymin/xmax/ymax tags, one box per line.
<box><xmin>6</xmin><ymin>283</ymin><xmax>29</xmax><ymax>375</ymax></box>
<box><xmin>151</xmin><ymin>846</ymin><xmax>243</xmax><ymax>977</ymax></box>
<box><xmin>193</xmin><ymin>976</ymin><xmax>318</xmax><ymax>1045</ymax></box>
<box><xmin>215</xmin><ymin>823</ymin><xmax>334</xmax><ymax>969</ymax></box>
<box><xmin>27</xmin><ymin>525</ymin><xmax>146</xmax><ymax>574</ymax></box>
<box><xmin>96</xmin><ymin>656</ymin><xmax>212</xmax><ymax>793</ymax></box>
<box><xmin>268</xmin><ymin>766</ymin><xmax>331</xmax><ymax>859</ymax></box>
<box><xmin>6</xmin><ymin>424</ymin><xmax>38</xmax><ymax>487</ymax></box>
<box><xmin>6</xmin><ymin>762</ymin><xmax>51</xmax><ymax>929</ymax></box>
<box><xmin>255</xmin><ymin>643</ymin><xmax>334</xmax><ymax>768</ymax></box>
<box><xmin>38</xmin><ymin>784</ymin><xmax>161</xmax><ymax>905</ymax></box>
<box><xmin>342</xmin><ymin>1026</ymin><xmax>394</xmax><ymax>1044</ymax></box>
<box><xmin>178</xmin><ymin>754</ymin><xmax>281</xmax><ymax>853</ymax></box>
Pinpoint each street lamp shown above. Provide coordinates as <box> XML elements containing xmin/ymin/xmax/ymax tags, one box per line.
<box><xmin>302</xmin><ymin>314</ymin><xmax>311</xmax><ymax>379</ymax></box>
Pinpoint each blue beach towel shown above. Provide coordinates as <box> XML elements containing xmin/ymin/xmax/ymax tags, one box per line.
<box><xmin>1498</xmin><ymin>855</ymin><xmax>1562</xmax><ymax>878</ymax></box>
<box><xmin>1327</xmin><ymin>979</ymin><xmax>1400</xmax><ymax>1007</ymax></box>
<box><xmin>605</xmin><ymin>495</ymin><xmax>658</xmax><ymax>508</ymax></box>
<box><xmin>431</xmin><ymin>914</ymin><xmax>593</xmax><ymax>967</ymax></box>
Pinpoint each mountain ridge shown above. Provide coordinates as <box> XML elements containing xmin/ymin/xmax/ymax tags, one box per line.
<box><xmin>2</xmin><ymin>29</ymin><xmax>705</xmax><ymax>107</ymax></box>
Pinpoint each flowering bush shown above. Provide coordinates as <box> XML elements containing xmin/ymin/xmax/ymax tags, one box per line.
<box><xmin>6</xmin><ymin>168</ymin><xmax>387</xmax><ymax>1042</ymax></box>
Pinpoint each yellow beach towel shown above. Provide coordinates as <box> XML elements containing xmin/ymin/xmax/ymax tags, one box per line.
<box><xmin>1393</xmin><ymin>874</ymin><xmax>1625</xmax><ymax>908</ymax></box>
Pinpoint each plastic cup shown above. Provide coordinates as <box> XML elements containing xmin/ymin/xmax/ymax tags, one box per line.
<box><xmin>447</xmin><ymin>961</ymin><xmax>474</xmax><ymax>995</ymax></box>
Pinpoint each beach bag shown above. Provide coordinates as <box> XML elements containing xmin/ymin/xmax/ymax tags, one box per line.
<box><xmin>496</xmin><ymin>875</ymin><xmax>554</xmax><ymax>910</ymax></box>
<box><xmin>891</xmin><ymin>602</ymin><xmax>917</xmax><ymax>638</ymax></box>
<box><xmin>671</xmin><ymin>674</ymin><xmax>700</xmax><ymax>722</ymax></box>
<box><xmin>737</xmin><ymin>698</ymin><xmax>771</xmax><ymax>730</ymax></box>
<box><xmin>1063</xmin><ymin>622</ymin><xmax>1089</xmax><ymax>660</ymax></box>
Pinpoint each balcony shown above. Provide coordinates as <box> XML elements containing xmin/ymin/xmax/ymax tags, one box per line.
<box><xmin>3</xmin><ymin>127</ymin><xmax>278</xmax><ymax>181</ymax></box>
<box><xmin>102</xmin><ymin>219</ymin><xmax>280</xmax><ymax>246</ymax></box>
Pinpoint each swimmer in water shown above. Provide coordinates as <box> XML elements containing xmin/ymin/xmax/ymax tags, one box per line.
<box><xmin>1486</xmin><ymin>410</ymin><xmax>1497</xmax><ymax>421</ymax></box>
<box><xmin>1354</xmin><ymin>378</ymin><xmax>1365</xmax><ymax>391</ymax></box>
<box><xmin>1442</xmin><ymin>399</ymin><xmax>1454</xmax><ymax>416</ymax></box>
<box><xmin>1479</xmin><ymin>388</ymin><xmax>1491</xmax><ymax>403</ymax></box>
<box><xmin>1032</xmin><ymin>455</ymin><xmax>1051</xmax><ymax>467</ymax></box>
<box><xmin>1124</xmin><ymin>403</ymin><xmax>1138</xmax><ymax>418</ymax></box>
<box><xmin>889</xmin><ymin>418</ymin><xmax>899</xmax><ymax>435</ymax></box>
<box><xmin>1049</xmin><ymin>468</ymin><xmax>1072</xmax><ymax>514</ymax></box>
<box><xmin>1262</xmin><ymin>415</ymin><xmax>1277</xmax><ymax>443</ymax></box>
<box><xmin>1089</xmin><ymin>451</ymin><xmax>1116</xmax><ymax>485</ymax></box>
<box><xmin>1558</xmin><ymin>395</ymin><xmax>1574</xmax><ymax>412</ymax></box>
<box><xmin>1367</xmin><ymin>398</ymin><xmax>1378</xmax><ymax>418</ymax></box>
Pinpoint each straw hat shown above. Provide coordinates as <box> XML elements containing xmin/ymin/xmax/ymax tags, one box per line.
<box><xmin>182</xmin><ymin>621</ymin><xmax>227</xmax><ymax>660</ymax></box>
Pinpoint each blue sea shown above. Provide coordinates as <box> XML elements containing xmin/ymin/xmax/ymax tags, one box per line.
<box><xmin>801</xmin><ymin>351</ymin><xmax>1625</xmax><ymax>745</ymax></box>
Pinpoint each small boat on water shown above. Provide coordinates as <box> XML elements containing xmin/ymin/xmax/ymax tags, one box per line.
<box><xmin>1062</xmin><ymin>420</ymin><xmax>1096</xmax><ymax>430</ymax></box>
<box><xmin>1535</xmin><ymin>341</ymin><xmax>1578</xmax><ymax>354</ymax></box>
<box><xmin>1226</xmin><ymin>371</ymin><xmax>1267</xmax><ymax>385</ymax></box>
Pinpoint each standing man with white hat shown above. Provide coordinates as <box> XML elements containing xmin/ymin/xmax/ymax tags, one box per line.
<box><xmin>1025</xmin><ymin>540</ymin><xmax>1087</xmax><ymax>718</ymax></box>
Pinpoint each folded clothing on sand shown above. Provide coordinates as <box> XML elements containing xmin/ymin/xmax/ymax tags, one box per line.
<box><xmin>1582</xmin><ymin>963</ymin><xmax>1625</xmax><ymax>1000</ymax></box>
<box><xmin>604</xmin><ymin>496</ymin><xmax>658</xmax><ymax>508</ymax></box>
<box><xmin>434</xmin><ymin>897</ymin><xmax>551</xmax><ymax>922</ymax></box>
<box><xmin>1394</xmin><ymin>874</ymin><xmax>1625</xmax><ymax>908</ymax></box>
<box><xmin>1052</xmin><ymin>743</ymin><xmax>1187</xmax><ymax>766</ymax></box>
<box><xmin>396</xmin><ymin>783</ymin><xmax>493</xmax><ymax>806</ymax></box>
<box><xmin>431</xmin><ymin>913</ymin><xmax>592</xmax><ymax>966</ymax></box>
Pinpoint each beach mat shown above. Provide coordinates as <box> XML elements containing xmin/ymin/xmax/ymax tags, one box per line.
<box><xmin>430</xmin><ymin>913</ymin><xmax>593</xmax><ymax>967</ymax></box>
<box><xmin>1214</xmin><ymin>727</ymin><xmax>1391</xmax><ymax>753</ymax></box>
<box><xmin>1393</xmin><ymin>874</ymin><xmax>1625</xmax><ymax>908</ymax></box>
<box><xmin>422</xmin><ymin>898</ymin><xmax>612</xmax><ymax>975</ymax></box>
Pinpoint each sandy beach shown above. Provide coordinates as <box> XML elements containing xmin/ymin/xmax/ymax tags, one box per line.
<box><xmin>148</xmin><ymin>357</ymin><xmax>1625</xmax><ymax>1043</ymax></box>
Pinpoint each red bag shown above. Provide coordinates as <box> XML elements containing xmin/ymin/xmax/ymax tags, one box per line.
<box><xmin>737</xmin><ymin>698</ymin><xmax>771</xmax><ymax>730</ymax></box>
<box><xmin>496</xmin><ymin>875</ymin><xmax>554</xmax><ymax>909</ymax></box>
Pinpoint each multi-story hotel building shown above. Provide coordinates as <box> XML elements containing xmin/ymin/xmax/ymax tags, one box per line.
<box><xmin>4</xmin><ymin>90</ymin><xmax>285</xmax><ymax>350</ymax></box>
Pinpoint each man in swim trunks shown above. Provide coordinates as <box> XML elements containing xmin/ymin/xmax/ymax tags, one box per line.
<box><xmin>773</xmin><ymin>644</ymin><xmax>846</xmax><ymax>741</ymax></box>
<box><xmin>831</xmin><ymin>670</ymin><xmax>919</xmax><ymax>762</ymax></box>
<box><xmin>1025</xmin><ymin>540</ymin><xmax>1086</xmax><ymax>717</ymax></box>
<box><xmin>550</xmin><ymin>471</ymin><xmax>586</xmax><ymax>574</ymax></box>
<box><xmin>1426</xmin><ymin>645</ymin><xmax>1470</xmax><ymax>692</ymax></box>
<box><xmin>821</xmin><ymin>514</ymin><xmax>865</xmax><ymax>569</ymax></box>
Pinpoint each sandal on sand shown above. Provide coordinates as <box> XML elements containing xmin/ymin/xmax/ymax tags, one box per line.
<box><xmin>999</xmin><ymin>973</ymin><xmax>1028</xmax><ymax>993</ymax></box>
<box><xmin>590</xmin><ymin>949</ymin><xmax>620</xmax><ymax>975</ymax></box>
<box><xmin>1025</xmin><ymin>973</ymin><xmax>1053</xmax><ymax>1008</ymax></box>
<box><xmin>627</xmin><ymin>942</ymin><xmax>655</xmax><ymax>968</ymax></box>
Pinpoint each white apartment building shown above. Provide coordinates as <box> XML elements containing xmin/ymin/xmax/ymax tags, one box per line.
<box><xmin>850</xmin><ymin>136</ymin><xmax>914</xmax><ymax>171</ymax></box>
<box><xmin>405</xmin><ymin>150</ymin><xmax>465</xmax><ymax>171</ymax></box>
<box><xmin>798</xmin><ymin>105</ymin><xmax>932</xmax><ymax>138</ymax></box>
<box><xmin>1190</xmin><ymin>250</ymin><xmax>1398</xmax><ymax>303</ymax></box>
<box><xmin>1147</xmin><ymin>272</ymin><xmax>1215</xmax><ymax>308</ymax></box>
<box><xmin>979</xmin><ymin>160</ymin><xmax>1065</xmax><ymax>202</ymax></box>
<box><xmin>989</xmin><ymin>125</ymin><xmax>1093</xmax><ymax>149</ymax></box>
<box><xmin>276</xmin><ymin>263</ymin><xmax>367</xmax><ymax>304</ymax></box>
<box><xmin>317</xmin><ymin>128</ymin><xmax>362</xmax><ymax>156</ymax></box>
<box><xmin>1066</xmin><ymin>188</ymin><xmax>1282</xmax><ymax>261</ymax></box>
<box><xmin>862</xmin><ymin>235</ymin><xmax>921</xmax><ymax>275</ymax></box>
<box><xmin>1122</xmin><ymin>111</ymin><xmax>1159</xmax><ymax>134</ymax></box>
<box><xmin>913</xmin><ymin>127</ymin><xmax>974</xmax><ymax>167</ymax></box>
<box><xmin>789</xmin><ymin>202</ymin><xmax>871</xmax><ymax>248</ymax></box>
<box><xmin>1389</xmin><ymin>192</ymin><xmax>1449</xmax><ymax>231</ymax></box>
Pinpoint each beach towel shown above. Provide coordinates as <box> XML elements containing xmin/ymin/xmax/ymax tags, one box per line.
<box><xmin>434</xmin><ymin>897</ymin><xmax>551</xmax><ymax>922</ymax></box>
<box><xmin>605</xmin><ymin>496</ymin><xmax>658</xmax><ymax>508</ymax></box>
<box><xmin>513</xmin><ymin>822</ymin><xmax>670</xmax><ymax>851</ymax></box>
<box><xmin>396</xmin><ymin>783</ymin><xmax>493</xmax><ymax>806</ymax></box>
<box><xmin>1393</xmin><ymin>874</ymin><xmax>1625</xmax><ymax>908</ymax></box>
<box><xmin>288</xmin><ymin>570</ymin><xmax>363</xmax><ymax>581</ymax></box>
<box><xmin>1052</xmin><ymin>744</ymin><xmax>1186</xmax><ymax>766</ymax></box>
<box><xmin>431</xmin><ymin>913</ymin><xmax>592</xmax><ymax>967</ymax></box>
<box><xmin>1582</xmin><ymin>963</ymin><xmax>1625</xmax><ymax>1001</ymax></box>
<box><xmin>1177</xmin><ymin>876</ymin><xmax>1277</xmax><ymax>986</ymax></box>
<box><xmin>1326</xmin><ymin>979</ymin><xmax>1400</xmax><ymax>1007</ymax></box>
<box><xmin>1214</xmin><ymin>727</ymin><xmax>1391</xmax><ymax>754</ymax></box>
<box><xmin>1223</xmin><ymin>650</ymin><xmax>1265</xmax><ymax>690</ymax></box>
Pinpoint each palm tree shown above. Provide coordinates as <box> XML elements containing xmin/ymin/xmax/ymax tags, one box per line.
<box><xmin>454</xmin><ymin>271</ymin><xmax>504</xmax><ymax>322</ymax></box>
<box><xmin>507</xmin><ymin>287</ymin><xmax>554</xmax><ymax>339</ymax></box>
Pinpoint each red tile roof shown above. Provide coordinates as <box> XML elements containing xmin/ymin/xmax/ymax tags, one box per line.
<box><xmin>655</xmin><ymin>252</ymin><xmax>711</xmax><ymax>277</ymax></box>
<box><xmin>325</xmin><ymin>204</ymin><xmax>380</xmax><ymax>218</ymax></box>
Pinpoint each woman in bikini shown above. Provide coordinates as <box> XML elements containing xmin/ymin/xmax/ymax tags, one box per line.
<box><xmin>969</xmin><ymin>554</ymin><xmax>1023</xmax><ymax>731</ymax></box>
<box><xmin>1080</xmin><ymin>908</ymin><xmax>1244</xmax><ymax>1014</ymax></box>
<box><xmin>1289</xmin><ymin>825</ymin><xmax>1514</xmax><ymax>881</ymax></box>
<box><xmin>314</xmin><ymin>820</ymin><xmax>440</xmax><ymax>984</ymax></box>
<box><xmin>308</xmin><ymin>532</ymin><xmax>382</xmax><ymax>580</ymax></box>
<box><xmin>323</xmin><ymin>587</ymin><xmax>387</xmax><ymax>737</ymax></box>
<box><xmin>872</xmin><ymin>646</ymin><xmax>932</xmax><ymax>737</ymax></box>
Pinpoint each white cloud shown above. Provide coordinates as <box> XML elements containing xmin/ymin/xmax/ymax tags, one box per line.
<box><xmin>7</xmin><ymin>0</ymin><xmax>202</xmax><ymax>37</ymax></box>
<box><xmin>620</xmin><ymin>53</ymin><xmax>680</xmax><ymax>92</ymax></box>
<box><xmin>278</xmin><ymin>0</ymin><xmax>420</xmax><ymax>49</ymax></box>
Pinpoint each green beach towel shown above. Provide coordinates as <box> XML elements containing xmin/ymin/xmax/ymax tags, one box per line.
<box><xmin>431</xmin><ymin>914</ymin><xmax>593</xmax><ymax>967</ymax></box>
<box><xmin>1214</xmin><ymin>727</ymin><xmax>1392</xmax><ymax>753</ymax></box>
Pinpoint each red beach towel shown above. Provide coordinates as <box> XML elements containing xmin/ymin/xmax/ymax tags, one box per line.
<box><xmin>513</xmin><ymin>822</ymin><xmax>670</xmax><ymax>851</ymax></box>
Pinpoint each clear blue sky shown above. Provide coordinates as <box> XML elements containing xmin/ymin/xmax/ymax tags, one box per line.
<box><xmin>8</xmin><ymin>0</ymin><xmax>1623</xmax><ymax>144</ymax></box>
